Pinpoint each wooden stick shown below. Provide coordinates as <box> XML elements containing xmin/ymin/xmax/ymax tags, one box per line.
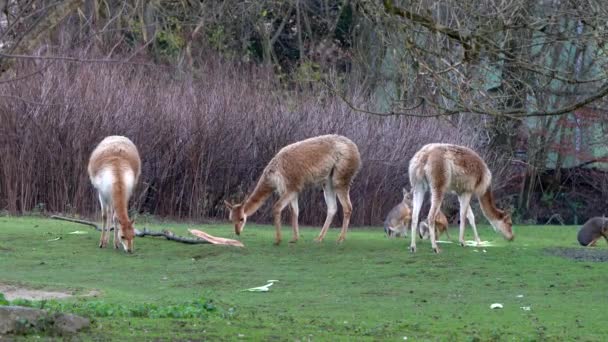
<box><xmin>50</xmin><ymin>215</ymin><xmax>210</xmax><ymax>245</ymax></box>
<box><xmin>50</xmin><ymin>215</ymin><xmax>102</xmax><ymax>231</ymax></box>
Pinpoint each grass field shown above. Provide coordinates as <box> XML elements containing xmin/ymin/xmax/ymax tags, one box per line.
<box><xmin>1</xmin><ymin>216</ymin><xmax>607</xmax><ymax>341</ymax></box>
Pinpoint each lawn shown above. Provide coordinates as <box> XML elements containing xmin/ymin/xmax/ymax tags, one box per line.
<box><xmin>0</xmin><ymin>216</ymin><xmax>606</xmax><ymax>341</ymax></box>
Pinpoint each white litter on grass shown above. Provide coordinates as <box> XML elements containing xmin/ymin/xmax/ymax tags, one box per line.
<box><xmin>520</xmin><ymin>306</ymin><xmax>531</xmax><ymax>311</ymax></box>
<box><xmin>516</xmin><ymin>294</ymin><xmax>524</xmax><ymax>298</ymax></box>
<box><xmin>490</xmin><ymin>303</ymin><xmax>503</xmax><ymax>309</ymax></box>
<box><xmin>68</xmin><ymin>231</ymin><xmax>88</xmax><ymax>235</ymax></box>
<box><xmin>47</xmin><ymin>237</ymin><xmax>61</xmax><ymax>242</ymax></box>
<box><xmin>473</xmin><ymin>250</ymin><xmax>479</xmax><ymax>253</ymax></box>
<box><xmin>436</xmin><ymin>240</ymin><xmax>453</xmax><ymax>244</ymax></box>
<box><xmin>465</xmin><ymin>240</ymin><xmax>495</xmax><ymax>247</ymax></box>
<box><xmin>244</xmin><ymin>280</ymin><xmax>279</xmax><ymax>292</ymax></box>
<box><xmin>482</xmin><ymin>249</ymin><xmax>487</xmax><ymax>253</ymax></box>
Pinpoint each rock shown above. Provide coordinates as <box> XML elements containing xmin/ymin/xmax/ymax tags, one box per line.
<box><xmin>52</xmin><ymin>313</ymin><xmax>90</xmax><ymax>334</ymax></box>
<box><xmin>0</xmin><ymin>306</ymin><xmax>89</xmax><ymax>336</ymax></box>
<box><xmin>0</xmin><ymin>306</ymin><xmax>44</xmax><ymax>335</ymax></box>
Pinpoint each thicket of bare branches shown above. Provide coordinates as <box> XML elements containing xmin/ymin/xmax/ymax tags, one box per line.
<box><xmin>3</xmin><ymin>1</ymin><xmax>608</xmax><ymax>224</ymax></box>
<box><xmin>0</xmin><ymin>52</ymin><xmax>495</xmax><ymax>226</ymax></box>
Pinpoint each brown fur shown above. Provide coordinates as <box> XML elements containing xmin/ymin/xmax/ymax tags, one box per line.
<box><xmin>577</xmin><ymin>217</ymin><xmax>608</xmax><ymax>247</ymax></box>
<box><xmin>384</xmin><ymin>188</ymin><xmax>412</xmax><ymax>237</ymax></box>
<box><xmin>418</xmin><ymin>210</ymin><xmax>450</xmax><ymax>240</ymax></box>
<box><xmin>88</xmin><ymin>136</ymin><xmax>141</xmax><ymax>253</ymax></box>
<box><xmin>408</xmin><ymin>143</ymin><xmax>513</xmax><ymax>253</ymax></box>
<box><xmin>225</xmin><ymin>134</ymin><xmax>361</xmax><ymax>245</ymax></box>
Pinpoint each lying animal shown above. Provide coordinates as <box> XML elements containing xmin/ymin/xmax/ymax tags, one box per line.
<box><xmin>577</xmin><ymin>217</ymin><xmax>608</xmax><ymax>247</ymax></box>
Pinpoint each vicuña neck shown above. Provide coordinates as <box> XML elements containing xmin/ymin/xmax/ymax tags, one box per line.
<box><xmin>112</xmin><ymin>170</ymin><xmax>131</xmax><ymax>226</ymax></box>
<box><xmin>479</xmin><ymin>187</ymin><xmax>503</xmax><ymax>221</ymax></box>
<box><xmin>242</xmin><ymin>178</ymin><xmax>274</xmax><ymax>216</ymax></box>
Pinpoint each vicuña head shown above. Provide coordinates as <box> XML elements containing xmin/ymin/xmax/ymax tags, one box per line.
<box><xmin>486</xmin><ymin>207</ymin><xmax>514</xmax><ymax>241</ymax></box>
<box><xmin>224</xmin><ymin>134</ymin><xmax>361</xmax><ymax>245</ymax></box>
<box><xmin>88</xmin><ymin>135</ymin><xmax>141</xmax><ymax>253</ymax></box>
<box><xmin>224</xmin><ymin>201</ymin><xmax>246</xmax><ymax>235</ymax></box>
<box><xmin>118</xmin><ymin>218</ymin><xmax>136</xmax><ymax>251</ymax></box>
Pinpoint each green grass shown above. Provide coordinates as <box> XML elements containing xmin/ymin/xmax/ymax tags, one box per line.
<box><xmin>0</xmin><ymin>216</ymin><xmax>606</xmax><ymax>341</ymax></box>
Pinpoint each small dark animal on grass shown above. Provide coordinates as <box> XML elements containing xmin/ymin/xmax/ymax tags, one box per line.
<box><xmin>577</xmin><ymin>217</ymin><xmax>608</xmax><ymax>247</ymax></box>
<box><xmin>384</xmin><ymin>188</ymin><xmax>412</xmax><ymax>238</ymax></box>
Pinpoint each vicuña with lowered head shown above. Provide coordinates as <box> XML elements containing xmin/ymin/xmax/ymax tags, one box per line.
<box><xmin>88</xmin><ymin>136</ymin><xmax>141</xmax><ymax>253</ymax></box>
<box><xmin>408</xmin><ymin>143</ymin><xmax>513</xmax><ymax>253</ymax></box>
<box><xmin>224</xmin><ymin>134</ymin><xmax>361</xmax><ymax>245</ymax></box>
<box><xmin>384</xmin><ymin>188</ymin><xmax>412</xmax><ymax>238</ymax></box>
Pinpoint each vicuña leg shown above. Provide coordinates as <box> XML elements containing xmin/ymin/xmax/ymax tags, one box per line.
<box><xmin>409</xmin><ymin>183</ymin><xmax>425</xmax><ymax>253</ymax></box>
<box><xmin>316</xmin><ymin>180</ymin><xmax>337</xmax><ymax>242</ymax></box>
<box><xmin>457</xmin><ymin>193</ymin><xmax>473</xmax><ymax>247</ymax></box>
<box><xmin>272</xmin><ymin>193</ymin><xmax>296</xmax><ymax>245</ymax></box>
<box><xmin>465</xmin><ymin>205</ymin><xmax>481</xmax><ymax>245</ymax></box>
<box><xmin>289</xmin><ymin>197</ymin><xmax>300</xmax><ymax>243</ymax></box>
<box><xmin>98</xmin><ymin>195</ymin><xmax>108</xmax><ymax>248</ymax></box>
<box><xmin>113</xmin><ymin>211</ymin><xmax>120</xmax><ymax>249</ymax></box>
<box><xmin>336</xmin><ymin>187</ymin><xmax>353</xmax><ymax>243</ymax></box>
<box><xmin>427</xmin><ymin>191</ymin><xmax>445</xmax><ymax>253</ymax></box>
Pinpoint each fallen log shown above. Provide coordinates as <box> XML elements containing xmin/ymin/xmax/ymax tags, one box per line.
<box><xmin>50</xmin><ymin>215</ymin><xmax>217</xmax><ymax>245</ymax></box>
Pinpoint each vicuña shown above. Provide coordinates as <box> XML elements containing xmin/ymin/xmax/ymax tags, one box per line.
<box><xmin>224</xmin><ymin>134</ymin><xmax>361</xmax><ymax>245</ymax></box>
<box><xmin>408</xmin><ymin>143</ymin><xmax>513</xmax><ymax>253</ymax></box>
<box><xmin>88</xmin><ymin>136</ymin><xmax>141</xmax><ymax>253</ymax></box>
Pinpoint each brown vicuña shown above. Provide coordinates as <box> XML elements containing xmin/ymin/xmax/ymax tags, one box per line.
<box><xmin>408</xmin><ymin>143</ymin><xmax>513</xmax><ymax>253</ymax></box>
<box><xmin>384</xmin><ymin>188</ymin><xmax>412</xmax><ymax>238</ymax></box>
<box><xmin>88</xmin><ymin>136</ymin><xmax>141</xmax><ymax>253</ymax></box>
<box><xmin>224</xmin><ymin>134</ymin><xmax>361</xmax><ymax>245</ymax></box>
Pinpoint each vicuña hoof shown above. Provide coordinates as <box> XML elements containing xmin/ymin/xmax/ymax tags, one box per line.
<box><xmin>459</xmin><ymin>241</ymin><xmax>466</xmax><ymax>247</ymax></box>
<box><xmin>410</xmin><ymin>245</ymin><xmax>416</xmax><ymax>253</ymax></box>
<box><xmin>336</xmin><ymin>237</ymin><xmax>345</xmax><ymax>244</ymax></box>
<box><xmin>274</xmin><ymin>240</ymin><xmax>282</xmax><ymax>246</ymax></box>
<box><xmin>433</xmin><ymin>246</ymin><xmax>441</xmax><ymax>254</ymax></box>
<box><xmin>289</xmin><ymin>239</ymin><xmax>298</xmax><ymax>244</ymax></box>
<box><xmin>314</xmin><ymin>237</ymin><xmax>324</xmax><ymax>243</ymax></box>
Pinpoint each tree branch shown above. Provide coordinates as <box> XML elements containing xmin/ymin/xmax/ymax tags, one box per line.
<box><xmin>0</xmin><ymin>0</ymin><xmax>83</xmax><ymax>75</ymax></box>
<box><xmin>51</xmin><ymin>215</ymin><xmax>211</xmax><ymax>245</ymax></box>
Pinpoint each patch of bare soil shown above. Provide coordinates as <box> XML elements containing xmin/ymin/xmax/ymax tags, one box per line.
<box><xmin>0</xmin><ymin>284</ymin><xmax>100</xmax><ymax>301</ymax></box>
<box><xmin>545</xmin><ymin>247</ymin><xmax>608</xmax><ymax>262</ymax></box>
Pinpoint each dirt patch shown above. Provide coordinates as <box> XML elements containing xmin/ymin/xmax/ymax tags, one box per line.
<box><xmin>0</xmin><ymin>284</ymin><xmax>100</xmax><ymax>301</ymax></box>
<box><xmin>545</xmin><ymin>247</ymin><xmax>608</xmax><ymax>262</ymax></box>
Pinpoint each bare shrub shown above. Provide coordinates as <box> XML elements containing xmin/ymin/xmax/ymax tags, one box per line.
<box><xmin>0</xmin><ymin>54</ymin><xmax>499</xmax><ymax>226</ymax></box>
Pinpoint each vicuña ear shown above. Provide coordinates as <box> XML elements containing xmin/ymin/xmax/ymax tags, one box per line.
<box><xmin>224</xmin><ymin>200</ymin><xmax>233</xmax><ymax>210</ymax></box>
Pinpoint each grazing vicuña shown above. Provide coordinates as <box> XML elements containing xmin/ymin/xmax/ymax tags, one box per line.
<box><xmin>408</xmin><ymin>143</ymin><xmax>513</xmax><ymax>253</ymax></box>
<box><xmin>88</xmin><ymin>136</ymin><xmax>141</xmax><ymax>253</ymax></box>
<box><xmin>225</xmin><ymin>134</ymin><xmax>361</xmax><ymax>245</ymax></box>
